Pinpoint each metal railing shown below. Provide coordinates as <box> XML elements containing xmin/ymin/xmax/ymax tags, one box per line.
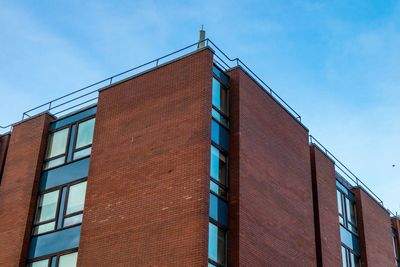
<box><xmin>309</xmin><ymin>135</ymin><xmax>398</xmax><ymax>217</ymax></box>
<box><xmin>0</xmin><ymin>38</ymin><xmax>395</xmax><ymax>217</ymax></box>
<box><xmin>0</xmin><ymin>38</ymin><xmax>301</xmax><ymax>133</ymax></box>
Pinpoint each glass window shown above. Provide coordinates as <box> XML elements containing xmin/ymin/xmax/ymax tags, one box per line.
<box><xmin>212</xmin><ymin>78</ymin><xmax>228</xmax><ymax>114</ymax></box>
<box><xmin>210</xmin><ymin>146</ymin><xmax>227</xmax><ymax>186</ymax></box>
<box><xmin>213</xmin><ymin>66</ymin><xmax>229</xmax><ymax>85</ymax></box>
<box><xmin>346</xmin><ymin>198</ymin><xmax>357</xmax><ymax>227</ymax></box>
<box><xmin>75</xmin><ymin>118</ymin><xmax>95</xmax><ymax>149</ymax></box>
<box><xmin>33</xmin><ymin>221</ymin><xmax>56</xmax><ymax>235</ymax></box>
<box><xmin>211</xmin><ymin>120</ymin><xmax>229</xmax><ymax>151</ymax></box>
<box><xmin>35</xmin><ymin>190</ymin><xmax>59</xmax><ymax>223</ymax></box>
<box><xmin>212</xmin><ymin>108</ymin><xmax>229</xmax><ymax>128</ymax></box>
<box><xmin>341</xmin><ymin>246</ymin><xmax>347</xmax><ymax>267</ymax></box>
<box><xmin>44</xmin><ymin>157</ymin><xmax>66</xmax><ymax>170</ymax></box>
<box><xmin>45</xmin><ymin>128</ymin><xmax>69</xmax><ymax>159</ymax></box>
<box><xmin>73</xmin><ymin>147</ymin><xmax>92</xmax><ymax>160</ymax></box>
<box><xmin>66</xmin><ymin>182</ymin><xmax>87</xmax><ymax>215</ymax></box>
<box><xmin>209</xmin><ymin>193</ymin><xmax>228</xmax><ymax>226</ymax></box>
<box><xmin>64</xmin><ymin>214</ymin><xmax>83</xmax><ymax>227</ymax></box>
<box><xmin>208</xmin><ymin>222</ymin><xmax>226</xmax><ymax>265</ymax></box>
<box><xmin>59</xmin><ymin>252</ymin><xmax>78</xmax><ymax>267</ymax></box>
<box><xmin>210</xmin><ymin>180</ymin><xmax>227</xmax><ymax>198</ymax></box>
<box><xmin>28</xmin><ymin>259</ymin><xmax>49</xmax><ymax>267</ymax></box>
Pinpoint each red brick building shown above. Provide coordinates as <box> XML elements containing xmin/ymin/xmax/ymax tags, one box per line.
<box><xmin>0</xmin><ymin>39</ymin><xmax>398</xmax><ymax>267</ymax></box>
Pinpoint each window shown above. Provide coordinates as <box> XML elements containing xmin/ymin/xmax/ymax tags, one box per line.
<box><xmin>73</xmin><ymin>118</ymin><xmax>95</xmax><ymax>160</ymax></box>
<box><xmin>27</xmin><ymin>259</ymin><xmax>49</xmax><ymax>267</ymax></box>
<box><xmin>212</xmin><ymin>78</ymin><xmax>228</xmax><ymax>115</ymax></box>
<box><xmin>337</xmin><ymin>188</ymin><xmax>357</xmax><ymax>234</ymax></box>
<box><xmin>210</xmin><ymin>146</ymin><xmax>227</xmax><ymax>186</ymax></box>
<box><xmin>33</xmin><ymin>190</ymin><xmax>59</xmax><ymax>235</ymax></box>
<box><xmin>43</xmin><ymin>117</ymin><xmax>95</xmax><ymax>170</ymax></box>
<box><xmin>211</xmin><ymin>120</ymin><xmax>229</xmax><ymax>151</ymax></box>
<box><xmin>59</xmin><ymin>252</ymin><xmax>78</xmax><ymax>267</ymax></box>
<box><xmin>44</xmin><ymin>128</ymin><xmax>69</xmax><ymax>169</ymax></box>
<box><xmin>208</xmin><ymin>222</ymin><xmax>226</xmax><ymax>266</ymax></box>
<box><xmin>28</xmin><ymin>251</ymin><xmax>78</xmax><ymax>267</ymax></box>
<box><xmin>32</xmin><ymin>181</ymin><xmax>87</xmax><ymax>235</ymax></box>
<box><xmin>341</xmin><ymin>245</ymin><xmax>360</xmax><ymax>267</ymax></box>
<box><xmin>209</xmin><ymin>193</ymin><xmax>228</xmax><ymax>226</ymax></box>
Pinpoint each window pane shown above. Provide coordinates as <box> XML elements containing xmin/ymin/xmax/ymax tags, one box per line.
<box><xmin>64</xmin><ymin>214</ymin><xmax>83</xmax><ymax>227</ymax></box>
<box><xmin>212</xmin><ymin>78</ymin><xmax>228</xmax><ymax>114</ymax></box>
<box><xmin>43</xmin><ymin>156</ymin><xmax>65</xmax><ymax>170</ymax></box>
<box><xmin>73</xmin><ymin>147</ymin><xmax>92</xmax><ymax>160</ymax></box>
<box><xmin>211</xmin><ymin>120</ymin><xmax>229</xmax><ymax>151</ymax></box>
<box><xmin>212</xmin><ymin>108</ymin><xmax>229</xmax><ymax>128</ymax></box>
<box><xmin>33</xmin><ymin>222</ymin><xmax>55</xmax><ymax>235</ymax></box>
<box><xmin>45</xmin><ymin>128</ymin><xmax>69</xmax><ymax>159</ymax></box>
<box><xmin>209</xmin><ymin>193</ymin><xmax>228</xmax><ymax>226</ymax></box>
<box><xmin>210</xmin><ymin>180</ymin><xmax>227</xmax><ymax>198</ymax></box>
<box><xmin>59</xmin><ymin>252</ymin><xmax>78</xmax><ymax>267</ymax></box>
<box><xmin>337</xmin><ymin>190</ymin><xmax>343</xmax><ymax>216</ymax></box>
<box><xmin>213</xmin><ymin>66</ymin><xmax>229</xmax><ymax>85</ymax></box>
<box><xmin>35</xmin><ymin>190</ymin><xmax>59</xmax><ymax>223</ymax></box>
<box><xmin>28</xmin><ymin>259</ymin><xmax>49</xmax><ymax>267</ymax></box>
<box><xmin>210</xmin><ymin>146</ymin><xmax>227</xmax><ymax>186</ymax></box>
<box><xmin>66</xmin><ymin>182</ymin><xmax>87</xmax><ymax>215</ymax></box>
<box><xmin>75</xmin><ymin>118</ymin><xmax>95</xmax><ymax>149</ymax></box>
<box><xmin>346</xmin><ymin>198</ymin><xmax>357</xmax><ymax>227</ymax></box>
<box><xmin>208</xmin><ymin>222</ymin><xmax>226</xmax><ymax>265</ymax></box>
<box><xmin>341</xmin><ymin>246</ymin><xmax>347</xmax><ymax>267</ymax></box>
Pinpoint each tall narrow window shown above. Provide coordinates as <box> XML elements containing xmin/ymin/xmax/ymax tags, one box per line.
<box><xmin>64</xmin><ymin>181</ymin><xmax>87</xmax><ymax>227</ymax></box>
<box><xmin>208</xmin><ymin>222</ymin><xmax>226</xmax><ymax>266</ymax></box>
<box><xmin>73</xmin><ymin>118</ymin><xmax>95</xmax><ymax>160</ymax></box>
<box><xmin>33</xmin><ymin>190</ymin><xmax>59</xmax><ymax>235</ymax></box>
<box><xmin>210</xmin><ymin>146</ymin><xmax>227</xmax><ymax>186</ymax></box>
<box><xmin>212</xmin><ymin>78</ymin><xmax>228</xmax><ymax>115</ymax></box>
<box><xmin>44</xmin><ymin>128</ymin><xmax>69</xmax><ymax>169</ymax></box>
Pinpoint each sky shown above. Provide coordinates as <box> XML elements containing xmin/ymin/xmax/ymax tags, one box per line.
<box><xmin>0</xmin><ymin>1</ymin><xmax>399</xmax><ymax>212</ymax></box>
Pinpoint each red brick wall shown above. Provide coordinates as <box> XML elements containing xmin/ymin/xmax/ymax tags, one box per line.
<box><xmin>310</xmin><ymin>145</ymin><xmax>342</xmax><ymax>266</ymax></box>
<box><xmin>0</xmin><ymin>134</ymin><xmax>10</xmax><ymax>182</ymax></box>
<box><xmin>0</xmin><ymin>114</ymin><xmax>53</xmax><ymax>267</ymax></box>
<box><xmin>228</xmin><ymin>67</ymin><xmax>316</xmax><ymax>266</ymax></box>
<box><xmin>78</xmin><ymin>49</ymin><xmax>213</xmax><ymax>266</ymax></box>
<box><xmin>353</xmin><ymin>188</ymin><xmax>396</xmax><ymax>267</ymax></box>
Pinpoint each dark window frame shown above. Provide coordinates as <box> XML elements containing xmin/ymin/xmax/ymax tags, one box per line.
<box><xmin>27</xmin><ymin>248</ymin><xmax>78</xmax><ymax>267</ymax></box>
<box><xmin>208</xmin><ymin>221</ymin><xmax>228</xmax><ymax>267</ymax></box>
<box><xmin>341</xmin><ymin>244</ymin><xmax>360</xmax><ymax>267</ymax></box>
<box><xmin>337</xmin><ymin>188</ymin><xmax>358</xmax><ymax>235</ymax></box>
<box><xmin>43</xmin><ymin>115</ymin><xmax>95</xmax><ymax>171</ymax></box>
<box><xmin>32</xmin><ymin>178</ymin><xmax>87</xmax><ymax>237</ymax></box>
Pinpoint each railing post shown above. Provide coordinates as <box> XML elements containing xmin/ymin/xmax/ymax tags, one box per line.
<box><xmin>110</xmin><ymin>77</ymin><xmax>113</xmax><ymax>85</ymax></box>
<box><xmin>49</xmin><ymin>102</ymin><xmax>52</xmax><ymax>111</ymax></box>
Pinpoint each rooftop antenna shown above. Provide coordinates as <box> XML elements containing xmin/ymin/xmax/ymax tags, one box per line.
<box><xmin>197</xmin><ymin>25</ymin><xmax>206</xmax><ymax>49</ymax></box>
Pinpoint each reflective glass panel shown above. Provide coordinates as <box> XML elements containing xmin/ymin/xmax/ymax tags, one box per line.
<box><xmin>66</xmin><ymin>182</ymin><xmax>87</xmax><ymax>215</ymax></box>
<box><xmin>28</xmin><ymin>259</ymin><xmax>49</xmax><ymax>267</ymax></box>
<box><xmin>210</xmin><ymin>146</ymin><xmax>227</xmax><ymax>186</ymax></box>
<box><xmin>212</xmin><ymin>78</ymin><xmax>228</xmax><ymax>114</ymax></box>
<box><xmin>59</xmin><ymin>252</ymin><xmax>78</xmax><ymax>267</ymax></box>
<box><xmin>33</xmin><ymin>222</ymin><xmax>55</xmax><ymax>235</ymax></box>
<box><xmin>209</xmin><ymin>193</ymin><xmax>228</xmax><ymax>226</ymax></box>
<box><xmin>43</xmin><ymin>156</ymin><xmax>65</xmax><ymax>170</ymax></box>
<box><xmin>337</xmin><ymin>190</ymin><xmax>343</xmax><ymax>215</ymax></box>
<box><xmin>73</xmin><ymin>147</ymin><xmax>91</xmax><ymax>160</ymax></box>
<box><xmin>211</xmin><ymin>120</ymin><xmax>229</xmax><ymax>151</ymax></box>
<box><xmin>45</xmin><ymin>128</ymin><xmax>69</xmax><ymax>159</ymax></box>
<box><xmin>208</xmin><ymin>222</ymin><xmax>226</xmax><ymax>265</ymax></box>
<box><xmin>210</xmin><ymin>180</ymin><xmax>227</xmax><ymax>198</ymax></box>
<box><xmin>341</xmin><ymin>246</ymin><xmax>347</xmax><ymax>267</ymax></box>
<box><xmin>346</xmin><ymin>198</ymin><xmax>357</xmax><ymax>227</ymax></box>
<box><xmin>35</xmin><ymin>190</ymin><xmax>59</xmax><ymax>223</ymax></box>
<box><xmin>212</xmin><ymin>108</ymin><xmax>229</xmax><ymax>128</ymax></box>
<box><xmin>213</xmin><ymin>66</ymin><xmax>229</xmax><ymax>85</ymax></box>
<box><xmin>75</xmin><ymin>118</ymin><xmax>95</xmax><ymax>149</ymax></box>
<box><xmin>64</xmin><ymin>214</ymin><xmax>83</xmax><ymax>227</ymax></box>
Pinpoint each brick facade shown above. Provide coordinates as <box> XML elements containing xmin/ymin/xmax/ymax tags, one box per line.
<box><xmin>353</xmin><ymin>187</ymin><xmax>396</xmax><ymax>267</ymax></box>
<box><xmin>310</xmin><ymin>145</ymin><xmax>342</xmax><ymax>267</ymax></box>
<box><xmin>0</xmin><ymin>114</ymin><xmax>53</xmax><ymax>267</ymax></box>
<box><xmin>227</xmin><ymin>67</ymin><xmax>316</xmax><ymax>266</ymax></box>
<box><xmin>77</xmin><ymin>49</ymin><xmax>213</xmax><ymax>266</ymax></box>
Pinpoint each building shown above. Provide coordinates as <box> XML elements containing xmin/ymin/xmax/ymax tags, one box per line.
<box><xmin>0</xmin><ymin>37</ymin><xmax>399</xmax><ymax>267</ymax></box>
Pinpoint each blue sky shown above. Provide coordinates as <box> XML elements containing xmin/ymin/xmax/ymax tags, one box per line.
<box><xmin>1</xmin><ymin>1</ymin><xmax>399</xmax><ymax>212</ymax></box>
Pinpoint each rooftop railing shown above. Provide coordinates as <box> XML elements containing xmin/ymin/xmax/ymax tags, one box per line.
<box><xmin>0</xmin><ymin>38</ymin><xmax>301</xmax><ymax>134</ymax></box>
<box><xmin>309</xmin><ymin>135</ymin><xmax>398</xmax><ymax>218</ymax></box>
<box><xmin>0</xmin><ymin>38</ymin><xmax>396</xmax><ymax>218</ymax></box>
